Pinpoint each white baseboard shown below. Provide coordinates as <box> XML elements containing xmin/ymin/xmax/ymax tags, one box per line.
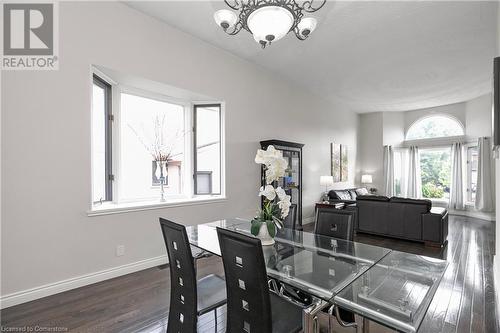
<box><xmin>0</xmin><ymin>255</ymin><xmax>168</xmax><ymax>310</ymax></box>
<box><xmin>448</xmin><ymin>209</ymin><xmax>496</xmax><ymax>221</ymax></box>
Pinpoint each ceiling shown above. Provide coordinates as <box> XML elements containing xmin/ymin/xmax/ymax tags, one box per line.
<box><xmin>125</xmin><ymin>1</ymin><xmax>498</xmax><ymax>113</ymax></box>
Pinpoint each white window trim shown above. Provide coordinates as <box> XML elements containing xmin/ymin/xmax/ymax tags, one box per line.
<box><xmin>87</xmin><ymin>196</ymin><xmax>227</xmax><ymax>217</ymax></box>
<box><xmin>403</xmin><ymin>135</ymin><xmax>467</xmax><ymax>148</ymax></box>
<box><xmin>405</xmin><ymin>113</ymin><xmax>465</xmax><ymax>141</ymax></box>
<box><xmin>464</xmin><ymin>142</ymin><xmax>478</xmax><ymax>205</ymax></box>
<box><xmin>89</xmin><ymin>72</ymin><xmax>226</xmax><ymax>214</ymax></box>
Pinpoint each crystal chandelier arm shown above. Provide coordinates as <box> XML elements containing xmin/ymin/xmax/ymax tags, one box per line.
<box><xmin>224</xmin><ymin>0</ymin><xmax>242</xmax><ymax>10</ymax></box>
<box><xmin>298</xmin><ymin>0</ymin><xmax>326</xmax><ymax>13</ymax></box>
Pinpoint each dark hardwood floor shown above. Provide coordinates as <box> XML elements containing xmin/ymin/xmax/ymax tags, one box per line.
<box><xmin>1</xmin><ymin>215</ymin><xmax>497</xmax><ymax>332</ymax></box>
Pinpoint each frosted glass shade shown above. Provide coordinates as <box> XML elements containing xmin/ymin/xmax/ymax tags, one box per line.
<box><xmin>361</xmin><ymin>174</ymin><xmax>373</xmax><ymax>184</ymax></box>
<box><xmin>214</xmin><ymin>9</ymin><xmax>238</xmax><ymax>29</ymax></box>
<box><xmin>247</xmin><ymin>6</ymin><xmax>294</xmax><ymax>44</ymax></box>
<box><xmin>320</xmin><ymin>175</ymin><xmax>334</xmax><ymax>186</ymax></box>
<box><xmin>297</xmin><ymin>17</ymin><xmax>317</xmax><ymax>36</ymax></box>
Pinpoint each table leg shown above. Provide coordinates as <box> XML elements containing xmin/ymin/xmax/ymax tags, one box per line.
<box><xmin>363</xmin><ymin>317</ymin><xmax>370</xmax><ymax>333</ymax></box>
<box><xmin>303</xmin><ymin>300</ymin><xmax>328</xmax><ymax>333</ymax></box>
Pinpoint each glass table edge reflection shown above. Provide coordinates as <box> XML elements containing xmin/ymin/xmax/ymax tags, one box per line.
<box><xmin>332</xmin><ymin>252</ymin><xmax>448</xmax><ymax>333</ymax></box>
<box><xmin>185</xmin><ymin>218</ymin><xmax>447</xmax><ymax>333</ymax></box>
<box><xmin>186</xmin><ymin>218</ymin><xmax>392</xmax><ymax>303</ymax></box>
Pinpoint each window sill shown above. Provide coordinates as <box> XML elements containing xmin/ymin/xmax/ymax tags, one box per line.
<box><xmin>87</xmin><ymin>196</ymin><xmax>227</xmax><ymax>217</ymax></box>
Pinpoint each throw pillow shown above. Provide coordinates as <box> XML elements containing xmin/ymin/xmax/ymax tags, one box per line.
<box><xmin>355</xmin><ymin>187</ymin><xmax>369</xmax><ymax>196</ymax></box>
<box><xmin>334</xmin><ymin>190</ymin><xmax>351</xmax><ymax>200</ymax></box>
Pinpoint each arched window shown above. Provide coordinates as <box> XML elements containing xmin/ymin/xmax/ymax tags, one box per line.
<box><xmin>406</xmin><ymin>115</ymin><xmax>464</xmax><ymax>140</ymax></box>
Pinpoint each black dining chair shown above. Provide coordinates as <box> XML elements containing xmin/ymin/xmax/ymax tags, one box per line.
<box><xmin>313</xmin><ymin>208</ymin><xmax>357</xmax><ymax>326</ymax></box>
<box><xmin>159</xmin><ymin>218</ymin><xmax>226</xmax><ymax>333</ymax></box>
<box><xmin>282</xmin><ymin>203</ymin><xmax>297</xmax><ymax>230</ymax></box>
<box><xmin>314</xmin><ymin>207</ymin><xmax>354</xmax><ymax>241</ymax></box>
<box><xmin>216</xmin><ymin>227</ymin><xmax>303</xmax><ymax>333</ymax></box>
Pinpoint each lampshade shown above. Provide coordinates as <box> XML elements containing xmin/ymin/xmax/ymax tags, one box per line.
<box><xmin>297</xmin><ymin>17</ymin><xmax>317</xmax><ymax>36</ymax></box>
<box><xmin>320</xmin><ymin>175</ymin><xmax>334</xmax><ymax>186</ymax></box>
<box><xmin>247</xmin><ymin>6</ymin><xmax>294</xmax><ymax>45</ymax></box>
<box><xmin>361</xmin><ymin>174</ymin><xmax>373</xmax><ymax>184</ymax></box>
<box><xmin>214</xmin><ymin>9</ymin><xmax>238</xmax><ymax>29</ymax></box>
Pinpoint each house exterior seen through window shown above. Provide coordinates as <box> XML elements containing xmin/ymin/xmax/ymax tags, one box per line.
<box><xmin>404</xmin><ymin>115</ymin><xmax>468</xmax><ymax>200</ymax></box>
<box><xmin>406</xmin><ymin>115</ymin><xmax>464</xmax><ymax>140</ymax></box>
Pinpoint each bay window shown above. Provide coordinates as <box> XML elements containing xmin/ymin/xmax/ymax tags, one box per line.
<box><xmin>90</xmin><ymin>70</ymin><xmax>225</xmax><ymax>211</ymax></box>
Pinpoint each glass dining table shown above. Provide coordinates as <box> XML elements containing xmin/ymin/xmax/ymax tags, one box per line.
<box><xmin>185</xmin><ymin>218</ymin><xmax>447</xmax><ymax>333</ymax></box>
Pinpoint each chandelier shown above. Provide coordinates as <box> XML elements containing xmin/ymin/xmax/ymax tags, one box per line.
<box><xmin>213</xmin><ymin>0</ymin><xmax>326</xmax><ymax>48</ymax></box>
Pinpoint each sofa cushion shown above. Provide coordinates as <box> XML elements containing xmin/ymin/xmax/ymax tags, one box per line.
<box><xmin>334</xmin><ymin>190</ymin><xmax>352</xmax><ymax>200</ymax></box>
<box><xmin>328</xmin><ymin>190</ymin><xmax>340</xmax><ymax>200</ymax></box>
<box><xmin>389</xmin><ymin>197</ymin><xmax>432</xmax><ymax>212</ymax></box>
<box><xmin>348</xmin><ymin>190</ymin><xmax>358</xmax><ymax>200</ymax></box>
<box><xmin>357</xmin><ymin>195</ymin><xmax>389</xmax><ymax>202</ymax></box>
<box><xmin>355</xmin><ymin>188</ymin><xmax>369</xmax><ymax>196</ymax></box>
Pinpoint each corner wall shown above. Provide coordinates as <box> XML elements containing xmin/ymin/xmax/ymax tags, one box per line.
<box><xmin>0</xmin><ymin>2</ymin><xmax>358</xmax><ymax>307</ymax></box>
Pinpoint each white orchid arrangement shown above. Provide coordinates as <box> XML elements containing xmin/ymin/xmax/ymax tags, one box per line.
<box><xmin>251</xmin><ymin>146</ymin><xmax>292</xmax><ymax>238</ymax></box>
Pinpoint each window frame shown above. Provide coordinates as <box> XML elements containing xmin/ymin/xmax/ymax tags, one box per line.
<box><xmin>418</xmin><ymin>146</ymin><xmax>452</xmax><ymax>200</ymax></box>
<box><xmin>405</xmin><ymin>114</ymin><xmax>465</xmax><ymax>141</ymax></box>
<box><xmin>90</xmin><ymin>71</ymin><xmax>226</xmax><ymax>213</ymax></box>
<box><xmin>117</xmin><ymin>88</ymin><xmax>192</xmax><ymax>202</ymax></box>
<box><xmin>92</xmin><ymin>74</ymin><xmax>113</xmax><ymax>203</ymax></box>
<box><xmin>465</xmin><ymin>144</ymin><xmax>478</xmax><ymax>205</ymax></box>
<box><xmin>193</xmin><ymin>103</ymin><xmax>223</xmax><ymax>196</ymax></box>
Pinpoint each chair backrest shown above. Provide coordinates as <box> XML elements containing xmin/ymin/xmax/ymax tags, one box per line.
<box><xmin>159</xmin><ymin>218</ymin><xmax>197</xmax><ymax>333</ymax></box>
<box><xmin>314</xmin><ymin>207</ymin><xmax>354</xmax><ymax>241</ymax></box>
<box><xmin>216</xmin><ymin>227</ymin><xmax>273</xmax><ymax>333</ymax></box>
<box><xmin>282</xmin><ymin>203</ymin><xmax>297</xmax><ymax>230</ymax></box>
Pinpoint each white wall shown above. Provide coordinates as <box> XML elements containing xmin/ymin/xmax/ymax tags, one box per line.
<box><xmin>0</xmin><ymin>2</ymin><xmax>358</xmax><ymax>305</ymax></box>
<box><xmin>358</xmin><ymin>113</ymin><xmax>384</xmax><ymax>191</ymax></box>
<box><xmin>466</xmin><ymin>94</ymin><xmax>493</xmax><ymax>138</ymax></box>
<box><xmin>383</xmin><ymin>112</ymin><xmax>405</xmax><ymax>146</ymax></box>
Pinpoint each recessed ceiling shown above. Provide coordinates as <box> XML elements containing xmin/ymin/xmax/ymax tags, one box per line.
<box><xmin>125</xmin><ymin>1</ymin><xmax>498</xmax><ymax>113</ymax></box>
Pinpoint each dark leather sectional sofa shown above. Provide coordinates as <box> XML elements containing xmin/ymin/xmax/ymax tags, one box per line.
<box><xmin>328</xmin><ymin>190</ymin><xmax>448</xmax><ymax>246</ymax></box>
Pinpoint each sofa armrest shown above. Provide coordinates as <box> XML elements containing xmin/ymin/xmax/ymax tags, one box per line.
<box><xmin>422</xmin><ymin>208</ymin><xmax>448</xmax><ymax>245</ymax></box>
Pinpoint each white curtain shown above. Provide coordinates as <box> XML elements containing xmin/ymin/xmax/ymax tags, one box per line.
<box><xmin>449</xmin><ymin>142</ymin><xmax>464</xmax><ymax>210</ymax></box>
<box><xmin>407</xmin><ymin>146</ymin><xmax>421</xmax><ymax>198</ymax></box>
<box><xmin>475</xmin><ymin>137</ymin><xmax>495</xmax><ymax>212</ymax></box>
<box><xmin>383</xmin><ymin>145</ymin><xmax>394</xmax><ymax>197</ymax></box>
<box><xmin>394</xmin><ymin>148</ymin><xmax>410</xmax><ymax>197</ymax></box>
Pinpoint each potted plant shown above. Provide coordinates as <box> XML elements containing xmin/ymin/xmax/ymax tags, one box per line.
<box><xmin>251</xmin><ymin>145</ymin><xmax>292</xmax><ymax>245</ymax></box>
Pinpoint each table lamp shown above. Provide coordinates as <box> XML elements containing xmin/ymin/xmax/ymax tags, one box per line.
<box><xmin>361</xmin><ymin>174</ymin><xmax>377</xmax><ymax>194</ymax></box>
<box><xmin>320</xmin><ymin>176</ymin><xmax>334</xmax><ymax>202</ymax></box>
<box><xmin>361</xmin><ymin>174</ymin><xmax>372</xmax><ymax>184</ymax></box>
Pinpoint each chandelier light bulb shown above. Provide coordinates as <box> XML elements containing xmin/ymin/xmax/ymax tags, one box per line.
<box><xmin>298</xmin><ymin>17</ymin><xmax>317</xmax><ymax>37</ymax></box>
<box><xmin>247</xmin><ymin>6</ymin><xmax>294</xmax><ymax>47</ymax></box>
<box><xmin>214</xmin><ymin>9</ymin><xmax>238</xmax><ymax>30</ymax></box>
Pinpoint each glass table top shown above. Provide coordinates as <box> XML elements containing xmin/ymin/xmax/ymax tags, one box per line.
<box><xmin>333</xmin><ymin>250</ymin><xmax>447</xmax><ymax>333</ymax></box>
<box><xmin>186</xmin><ymin>218</ymin><xmax>391</xmax><ymax>302</ymax></box>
